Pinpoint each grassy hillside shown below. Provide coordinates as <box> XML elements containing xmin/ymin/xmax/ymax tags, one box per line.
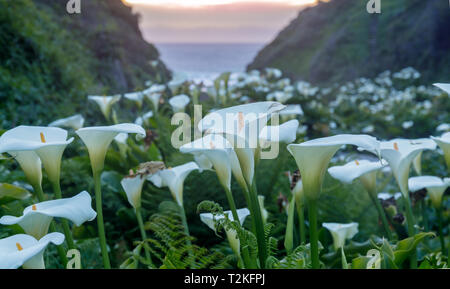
<box><xmin>0</xmin><ymin>0</ymin><xmax>170</xmax><ymax>128</ymax></box>
<box><xmin>248</xmin><ymin>0</ymin><xmax>450</xmax><ymax>85</ymax></box>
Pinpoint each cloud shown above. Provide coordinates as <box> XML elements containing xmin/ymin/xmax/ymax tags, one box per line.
<box><xmin>130</xmin><ymin>2</ymin><xmax>308</xmax><ymax>43</ymax></box>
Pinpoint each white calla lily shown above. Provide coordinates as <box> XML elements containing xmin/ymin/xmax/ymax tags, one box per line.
<box><xmin>259</xmin><ymin>119</ymin><xmax>299</xmax><ymax>148</ymax></box>
<box><xmin>76</xmin><ymin>124</ymin><xmax>146</xmax><ymax>174</ymax></box>
<box><xmin>169</xmin><ymin>94</ymin><xmax>190</xmax><ymax>113</ymax></box>
<box><xmin>322</xmin><ymin>222</ymin><xmax>359</xmax><ymax>250</ymax></box>
<box><xmin>328</xmin><ymin>159</ymin><xmax>387</xmax><ymax>194</ymax></box>
<box><xmin>121</xmin><ymin>175</ymin><xmax>146</xmax><ymax>209</ymax></box>
<box><xmin>0</xmin><ymin>126</ymin><xmax>74</xmax><ymax>185</ymax></box>
<box><xmin>287</xmin><ymin>134</ymin><xmax>380</xmax><ymax>201</ymax></box>
<box><xmin>147</xmin><ymin>162</ymin><xmax>199</xmax><ymax>207</ymax></box>
<box><xmin>0</xmin><ymin>232</ymin><xmax>64</xmax><ymax>269</ymax></box>
<box><xmin>193</xmin><ymin>154</ymin><xmax>213</xmax><ymax>172</ymax></box>
<box><xmin>408</xmin><ymin>176</ymin><xmax>450</xmax><ymax>208</ymax></box>
<box><xmin>199</xmin><ymin>101</ymin><xmax>285</xmax><ymax>185</ymax></box>
<box><xmin>180</xmin><ymin>134</ymin><xmax>245</xmax><ymax>190</ymax></box>
<box><xmin>434</xmin><ymin>83</ymin><xmax>450</xmax><ymax>95</ymax></box>
<box><xmin>143</xmin><ymin>85</ymin><xmax>165</xmax><ymax>112</ymax></box>
<box><xmin>124</xmin><ymin>91</ymin><xmax>144</xmax><ymax>107</ymax></box>
<box><xmin>88</xmin><ymin>95</ymin><xmax>121</xmax><ymax>120</ymax></box>
<box><xmin>0</xmin><ymin>191</ymin><xmax>96</xmax><ymax>240</ymax></box>
<box><xmin>431</xmin><ymin>132</ymin><xmax>450</xmax><ymax>172</ymax></box>
<box><xmin>135</xmin><ymin>111</ymin><xmax>154</xmax><ymax>126</ymax></box>
<box><xmin>48</xmin><ymin>114</ymin><xmax>85</xmax><ymax>130</ymax></box>
<box><xmin>377</xmin><ymin>192</ymin><xmax>402</xmax><ymax>201</ymax></box>
<box><xmin>200</xmin><ymin>208</ymin><xmax>250</xmax><ymax>256</ymax></box>
<box><xmin>380</xmin><ymin>139</ymin><xmax>430</xmax><ymax>196</ymax></box>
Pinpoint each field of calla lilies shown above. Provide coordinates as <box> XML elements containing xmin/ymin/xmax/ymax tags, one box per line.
<box><xmin>0</xmin><ymin>67</ymin><xmax>449</xmax><ymax>269</ymax></box>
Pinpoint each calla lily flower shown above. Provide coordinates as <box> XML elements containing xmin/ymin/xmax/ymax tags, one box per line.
<box><xmin>76</xmin><ymin>124</ymin><xmax>146</xmax><ymax>174</ymax></box>
<box><xmin>408</xmin><ymin>176</ymin><xmax>450</xmax><ymax>208</ymax></box>
<box><xmin>434</xmin><ymin>83</ymin><xmax>450</xmax><ymax>95</ymax></box>
<box><xmin>199</xmin><ymin>101</ymin><xmax>285</xmax><ymax>185</ymax></box>
<box><xmin>431</xmin><ymin>132</ymin><xmax>450</xmax><ymax>171</ymax></box>
<box><xmin>328</xmin><ymin>159</ymin><xmax>387</xmax><ymax>195</ymax></box>
<box><xmin>88</xmin><ymin>95</ymin><xmax>121</xmax><ymax>120</ymax></box>
<box><xmin>143</xmin><ymin>85</ymin><xmax>165</xmax><ymax>112</ymax></box>
<box><xmin>147</xmin><ymin>162</ymin><xmax>199</xmax><ymax>207</ymax></box>
<box><xmin>287</xmin><ymin>134</ymin><xmax>380</xmax><ymax>201</ymax></box>
<box><xmin>380</xmin><ymin>139</ymin><xmax>430</xmax><ymax>196</ymax></box>
<box><xmin>180</xmin><ymin>134</ymin><xmax>246</xmax><ymax>190</ymax></box>
<box><xmin>48</xmin><ymin>114</ymin><xmax>85</xmax><ymax>130</ymax></box>
<box><xmin>124</xmin><ymin>91</ymin><xmax>144</xmax><ymax>108</ymax></box>
<box><xmin>169</xmin><ymin>94</ymin><xmax>190</xmax><ymax>113</ymax></box>
<box><xmin>377</xmin><ymin>192</ymin><xmax>402</xmax><ymax>201</ymax></box>
<box><xmin>200</xmin><ymin>208</ymin><xmax>250</xmax><ymax>256</ymax></box>
<box><xmin>279</xmin><ymin>104</ymin><xmax>304</xmax><ymax>122</ymax></box>
<box><xmin>193</xmin><ymin>154</ymin><xmax>213</xmax><ymax>172</ymax></box>
<box><xmin>0</xmin><ymin>232</ymin><xmax>65</xmax><ymax>269</ymax></box>
<box><xmin>135</xmin><ymin>111</ymin><xmax>154</xmax><ymax>126</ymax></box>
<box><xmin>0</xmin><ymin>126</ymin><xmax>74</xmax><ymax>185</ymax></box>
<box><xmin>322</xmin><ymin>222</ymin><xmax>359</xmax><ymax>250</ymax></box>
<box><xmin>259</xmin><ymin>119</ymin><xmax>299</xmax><ymax>148</ymax></box>
<box><xmin>121</xmin><ymin>174</ymin><xmax>146</xmax><ymax>209</ymax></box>
<box><xmin>409</xmin><ymin>138</ymin><xmax>436</xmax><ymax>175</ymax></box>
<box><xmin>0</xmin><ymin>191</ymin><xmax>97</xmax><ymax>240</ymax></box>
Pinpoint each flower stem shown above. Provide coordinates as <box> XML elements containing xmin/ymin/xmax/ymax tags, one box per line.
<box><xmin>295</xmin><ymin>201</ymin><xmax>306</xmax><ymax>245</ymax></box>
<box><xmin>247</xmin><ymin>180</ymin><xmax>267</xmax><ymax>268</ymax></box>
<box><xmin>52</xmin><ymin>182</ymin><xmax>76</xmax><ymax>250</ymax></box>
<box><xmin>178</xmin><ymin>204</ymin><xmax>195</xmax><ymax>268</ymax></box>
<box><xmin>421</xmin><ymin>200</ymin><xmax>429</xmax><ymax>232</ymax></box>
<box><xmin>307</xmin><ymin>198</ymin><xmax>320</xmax><ymax>269</ymax></box>
<box><xmin>403</xmin><ymin>195</ymin><xmax>417</xmax><ymax>269</ymax></box>
<box><xmin>223</xmin><ymin>186</ymin><xmax>239</xmax><ymax>222</ymax></box>
<box><xmin>93</xmin><ymin>171</ymin><xmax>111</xmax><ymax>269</ymax></box>
<box><xmin>33</xmin><ymin>185</ymin><xmax>68</xmax><ymax>267</ymax></box>
<box><xmin>135</xmin><ymin>207</ymin><xmax>153</xmax><ymax>267</ymax></box>
<box><xmin>436</xmin><ymin>207</ymin><xmax>447</xmax><ymax>256</ymax></box>
<box><xmin>369</xmin><ymin>193</ymin><xmax>393</xmax><ymax>240</ymax></box>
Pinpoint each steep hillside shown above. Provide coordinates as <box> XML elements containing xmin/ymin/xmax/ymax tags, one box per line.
<box><xmin>248</xmin><ymin>0</ymin><xmax>450</xmax><ymax>85</ymax></box>
<box><xmin>0</xmin><ymin>0</ymin><xmax>170</xmax><ymax>128</ymax></box>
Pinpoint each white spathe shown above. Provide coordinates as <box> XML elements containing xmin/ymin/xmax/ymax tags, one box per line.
<box><xmin>259</xmin><ymin>119</ymin><xmax>299</xmax><ymax>148</ymax></box>
<box><xmin>328</xmin><ymin>159</ymin><xmax>386</xmax><ymax>184</ymax></box>
<box><xmin>377</xmin><ymin>192</ymin><xmax>402</xmax><ymax>201</ymax></box>
<box><xmin>431</xmin><ymin>132</ymin><xmax>450</xmax><ymax>171</ymax></box>
<box><xmin>169</xmin><ymin>94</ymin><xmax>190</xmax><ymax>113</ymax></box>
<box><xmin>434</xmin><ymin>83</ymin><xmax>450</xmax><ymax>95</ymax></box>
<box><xmin>0</xmin><ymin>126</ymin><xmax>74</xmax><ymax>185</ymax></box>
<box><xmin>147</xmin><ymin>162</ymin><xmax>199</xmax><ymax>207</ymax></box>
<box><xmin>328</xmin><ymin>159</ymin><xmax>387</xmax><ymax>195</ymax></box>
<box><xmin>180</xmin><ymin>134</ymin><xmax>245</xmax><ymax>190</ymax></box>
<box><xmin>124</xmin><ymin>91</ymin><xmax>144</xmax><ymax>107</ymax></box>
<box><xmin>408</xmin><ymin>176</ymin><xmax>450</xmax><ymax>208</ymax></box>
<box><xmin>88</xmin><ymin>95</ymin><xmax>121</xmax><ymax>120</ymax></box>
<box><xmin>0</xmin><ymin>191</ymin><xmax>96</xmax><ymax>240</ymax></box>
<box><xmin>198</xmin><ymin>101</ymin><xmax>285</xmax><ymax>185</ymax></box>
<box><xmin>76</xmin><ymin>124</ymin><xmax>146</xmax><ymax>174</ymax></box>
<box><xmin>287</xmin><ymin>134</ymin><xmax>380</xmax><ymax>201</ymax></box>
<box><xmin>380</xmin><ymin>139</ymin><xmax>431</xmax><ymax>196</ymax></box>
<box><xmin>135</xmin><ymin>111</ymin><xmax>154</xmax><ymax>126</ymax></box>
<box><xmin>322</xmin><ymin>222</ymin><xmax>359</xmax><ymax>250</ymax></box>
<box><xmin>0</xmin><ymin>232</ymin><xmax>64</xmax><ymax>269</ymax></box>
<box><xmin>121</xmin><ymin>175</ymin><xmax>146</xmax><ymax>209</ymax></box>
<box><xmin>200</xmin><ymin>208</ymin><xmax>250</xmax><ymax>256</ymax></box>
<box><xmin>48</xmin><ymin>114</ymin><xmax>85</xmax><ymax>130</ymax></box>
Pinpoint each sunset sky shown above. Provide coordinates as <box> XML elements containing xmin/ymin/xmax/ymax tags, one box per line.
<box><xmin>122</xmin><ymin>0</ymin><xmax>317</xmax><ymax>43</ymax></box>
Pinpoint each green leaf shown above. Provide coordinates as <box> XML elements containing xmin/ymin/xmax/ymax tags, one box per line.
<box><xmin>351</xmin><ymin>256</ymin><xmax>371</xmax><ymax>269</ymax></box>
<box><xmin>0</xmin><ymin>183</ymin><xmax>31</xmax><ymax>203</ymax></box>
<box><xmin>393</xmin><ymin>232</ymin><xmax>435</xmax><ymax>266</ymax></box>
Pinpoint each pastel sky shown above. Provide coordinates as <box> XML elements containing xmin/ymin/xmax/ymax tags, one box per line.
<box><xmin>122</xmin><ymin>0</ymin><xmax>317</xmax><ymax>43</ymax></box>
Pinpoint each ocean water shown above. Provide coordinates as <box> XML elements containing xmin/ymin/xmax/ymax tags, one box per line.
<box><xmin>155</xmin><ymin>43</ymin><xmax>264</xmax><ymax>81</ymax></box>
